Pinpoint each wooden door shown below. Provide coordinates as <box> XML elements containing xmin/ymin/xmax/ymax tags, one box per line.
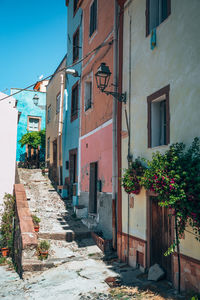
<box><xmin>89</xmin><ymin>162</ymin><xmax>98</xmax><ymax>214</ymax></box>
<box><xmin>151</xmin><ymin>196</ymin><xmax>172</xmax><ymax>280</ymax></box>
<box><xmin>69</xmin><ymin>149</ymin><xmax>77</xmax><ymax>198</ymax></box>
<box><xmin>53</xmin><ymin>140</ymin><xmax>57</xmax><ymax>183</ymax></box>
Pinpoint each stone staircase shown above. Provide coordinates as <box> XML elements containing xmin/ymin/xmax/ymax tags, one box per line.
<box><xmin>17</xmin><ymin>168</ymin><xmax>94</xmax><ymax>273</ymax></box>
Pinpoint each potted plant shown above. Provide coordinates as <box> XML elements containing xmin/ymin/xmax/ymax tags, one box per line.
<box><xmin>37</xmin><ymin>240</ymin><xmax>50</xmax><ymax>260</ymax></box>
<box><xmin>0</xmin><ymin>241</ymin><xmax>9</xmax><ymax>257</ymax></box>
<box><xmin>31</xmin><ymin>215</ymin><xmax>41</xmax><ymax>232</ymax></box>
<box><xmin>0</xmin><ymin>194</ymin><xmax>15</xmax><ymax>258</ymax></box>
<box><xmin>121</xmin><ymin>158</ymin><xmax>145</xmax><ymax>195</ymax></box>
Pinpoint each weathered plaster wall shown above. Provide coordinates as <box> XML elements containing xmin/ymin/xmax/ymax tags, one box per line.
<box><xmin>80</xmin><ymin>121</ymin><xmax>112</xmax><ymax>193</ymax></box>
<box><xmin>46</xmin><ymin>57</ymin><xmax>66</xmax><ymax>175</ymax></box>
<box><xmin>80</xmin><ymin>0</ymin><xmax>114</xmax><ymax>136</ymax></box>
<box><xmin>11</xmin><ymin>89</ymin><xmax>46</xmax><ymax>162</ymax></box>
<box><xmin>0</xmin><ymin>93</ymin><xmax>18</xmax><ymax>206</ymax></box>
<box><xmin>62</xmin><ymin>1</ymin><xmax>82</xmax><ymax>198</ymax></box>
<box><xmin>121</xmin><ymin>0</ymin><xmax>200</xmax><ymax>264</ymax></box>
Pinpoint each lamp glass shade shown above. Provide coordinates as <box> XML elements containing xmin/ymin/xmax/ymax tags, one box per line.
<box><xmin>95</xmin><ymin>63</ymin><xmax>111</xmax><ymax>92</ymax></box>
<box><xmin>33</xmin><ymin>94</ymin><xmax>39</xmax><ymax>105</ymax></box>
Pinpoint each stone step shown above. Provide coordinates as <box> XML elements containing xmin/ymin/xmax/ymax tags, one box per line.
<box><xmin>22</xmin><ymin>256</ymin><xmax>86</xmax><ymax>273</ymax></box>
<box><xmin>38</xmin><ymin>230</ymin><xmax>91</xmax><ymax>241</ymax></box>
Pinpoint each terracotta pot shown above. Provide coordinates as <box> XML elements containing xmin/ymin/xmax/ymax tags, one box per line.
<box><xmin>39</xmin><ymin>250</ymin><xmax>48</xmax><ymax>259</ymax></box>
<box><xmin>1</xmin><ymin>247</ymin><xmax>9</xmax><ymax>257</ymax></box>
<box><xmin>34</xmin><ymin>225</ymin><xmax>40</xmax><ymax>232</ymax></box>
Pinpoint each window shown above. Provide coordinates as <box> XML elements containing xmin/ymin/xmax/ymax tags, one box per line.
<box><xmin>147</xmin><ymin>85</ymin><xmax>170</xmax><ymax>148</ymax></box>
<box><xmin>73</xmin><ymin>0</ymin><xmax>79</xmax><ymax>15</ymax></box>
<box><xmin>73</xmin><ymin>28</ymin><xmax>79</xmax><ymax>62</ymax></box>
<box><xmin>146</xmin><ymin>0</ymin><xmax>171</xmax><ymax>36</ymax></box>
<box><xmin>56</xmin><ymin>93</ymin><xmax>61</xmax><ymax>114</ymax></box>
<box><xmin>47</xmin><ymin>105</ymin><xmax>51</xmax><ymax>123</ymax></box>
<box><xmin>71</xmin><ymin>83</ymin><xmax>78</xmax><ymax>121</ymax></box>
<box><xmin>28</xmin><ymin>117</ymin><xmax>40</xmax><ymax>131</ymax></box>
<box><xmin>85</xmin><ymin>81</ymin><xmax>92</xmax><ymax>111</ymax></box>
<box><xmin>47</xmin><ymin>137</ymin><xmax>50</xmax><ymax>158</ymax></box>
<box><xmin>89</xmin><ymin>0</ymin><xmax>97</xmax><ymax>37</ymax></box>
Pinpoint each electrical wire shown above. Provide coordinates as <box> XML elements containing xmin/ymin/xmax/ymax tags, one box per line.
<box><xmin>0</xmin><ymin>39</ymin><xmax>113</xmax><ymax>102</ymax></box>
<box><xmin>184</xmin><ymin>228</ymin><xmax>200</xmax><ymax>238</ymax></box>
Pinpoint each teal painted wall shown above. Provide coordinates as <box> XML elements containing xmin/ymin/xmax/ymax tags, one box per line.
<box><xmin>11</xmin><ymin>89</ymin><xmax>46</xmax><ymax>162</ymax></box>
<box><xmin>62</xmin><ymin>1</ymin><xmax>82</xmax><ymax>198</ymax></box>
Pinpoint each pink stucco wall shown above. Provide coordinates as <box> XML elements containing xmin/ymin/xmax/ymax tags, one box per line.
<box><xmin>80</xmin><ymin>122</ymin><xmax>112</xmax><ymax>193</ymax></box>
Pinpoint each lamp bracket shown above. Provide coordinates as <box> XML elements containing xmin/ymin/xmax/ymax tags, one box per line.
<box><xmin>103</xmin><ymin>90</ymin><xmax>127</xmax><ymax>103</ymax></box>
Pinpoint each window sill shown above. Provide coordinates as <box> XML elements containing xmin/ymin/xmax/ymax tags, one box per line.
<box><xmin>148</xmin><ymin>144</ymin><xmax>169</xmax><ymax>150</ymax></box>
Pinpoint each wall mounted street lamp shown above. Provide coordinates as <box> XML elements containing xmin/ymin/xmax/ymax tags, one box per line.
<box><xmin>66</xmin><ymin>68</ymin><xmax>80</xmax><ymax>78</ymax></box>
<box><xmin>95</xmin><ymin>62</ymin><xmax>126</xmax><ymax>103</ymax></box>
<box><xmin>33</xmin><ymin>94</ymin><xmax>39</xmax><ymax>106</ymax></box>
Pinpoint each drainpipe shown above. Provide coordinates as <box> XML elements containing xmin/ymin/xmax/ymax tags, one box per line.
<box><xmin>112</xmin><ymin>0</ymin><xmax>119</xmax><ymax>250</ymax></box>
<box><xmin>58</xmin><ymin>73</ymin><xmax>65</xmax><ymax>186</ymax></box>
<box><xmin>127</xmin><ymin>11</ymin><xmax>132</xmax><ymax>265</ymax></box>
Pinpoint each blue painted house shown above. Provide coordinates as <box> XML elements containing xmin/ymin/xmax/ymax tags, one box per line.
<box><xmin>62</xmin><ymin>0</ymin><xmax>82</xmax><ymax>204</ymax></box>
<box><xmin>11</xmin><ymin>87</ymin><xmax>46</xmax><ymax>166</ymax></box>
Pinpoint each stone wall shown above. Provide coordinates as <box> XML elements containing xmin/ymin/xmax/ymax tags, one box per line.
<box><xmin>80</xmin><ymin>191</ymin><xmax>112</xmax><ymax>240</ymax></box>
<box><xmin>117</xmin><ymin>232</ymin><xmax>146</xmax><ymax>271</ymax></box>
<box><xmin>173</xmin><ymin>253</ymin><xmax>200</xmax><ymax>293</ymax></box>
<box><xmin>14</xmin><ymin>184</ymin><xmax>38</xmax><ymax>277</ymax></box>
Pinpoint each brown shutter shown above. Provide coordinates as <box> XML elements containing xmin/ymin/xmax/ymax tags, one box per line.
<box><xmin>167</xmin><ymin>0</ymin><xmax>171</xmax><ymax>16</ymax></box>
<box><xmin>147</xmin><ymin>99</ymin><xmax>151</xmax><ymax>148</ymax></box>
<box><xmin>145</xmin><ymin>0</ymin><xmax>150</xmax><ymax>37</ymax></box>
<box><xmin>166</xmin><ymin>86</ymin><xmax>170</xmax><ymax>145</ymax></box>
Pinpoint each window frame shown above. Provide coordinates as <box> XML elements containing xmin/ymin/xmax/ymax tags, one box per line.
<box><xmin>73</xmin><ymin>27</ymin><xmax>79</xmax><ymax>63</ymax></box>
<box><xmin>89</xmin><ymin>0</ymin><xmax>97</xmax><ymax>38</ymax></box>
<box><xmin>71</xmin><ymin>82</ymin><xmax>79</xmax><ymax>122</ymax></box>
<box><xmin>47</xmin><ymin>105</ymin><xmax>51</xmax><ymax>124</ymax></box>
<box><xmin>27</xmin><ymin>116</ymin><xmax>41</xmax><ymax>132</ymax></box>
<box><xmin>56</xmin><ymin>92</ymin><xmax>61</xmax><ymax>114</ymax></box>
<box><xmin>84</xmin><ymin>80</ymin><xmax>92</xmax><ymax>111</ymax></box>
<box><xmin>147</xmin><ymin>84</ymin><xmax>170</xmax><ymax>148</ymax></box>
<box><xmin>146</xmin><ymin>0</ymin><xmax>171</xmax><ymax>37</ymax></box>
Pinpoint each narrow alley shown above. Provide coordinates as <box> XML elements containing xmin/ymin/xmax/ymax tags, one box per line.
<box><xmin>0</xmin><ymin>169</ymin><xmax>191</xmax><ymax>300</ymax></box>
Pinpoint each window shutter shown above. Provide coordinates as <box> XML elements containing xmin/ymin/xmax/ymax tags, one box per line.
<box><xmin>93</xmin><ymin>0</ymin><xmax>97</xmax><ymax>32</ymax></box>
<box><xmin>90</xmin><ymin>4</ymin><xmax>94</xmax><ymax>37</ymax></box>
<box><xmin>167</xmin><ymin>0</ymin><xmax>171</xmax><ymax>16</ymax></box>
<box><xmin>147</xmin><ymin>101</ymin><xmax>151</xmax><ymax>148</ymax></box>
<box><xmin>146</xmin><ymin>0</ymin><xmax>150</xmax><ymax>36</ymax></box>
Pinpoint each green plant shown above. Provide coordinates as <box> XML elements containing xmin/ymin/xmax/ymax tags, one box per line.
<box><xmin>121</xmin><ymin>158</ymin><xmax>146</xmax><ymax>194</ymax></box>
<box><xmin>0</xmin><ymin>257</ymin><xmax>6</xmax><ymax>265</ymax></box>
<box><xmin>19</xmin><ymin>129</ymin><xmax>45</xmax><ymax>149</ymax></box>
<box><xmin>0</xmin><ymin>194</ymin><xmax>15</xmax><ymax>255</ymax></box>
<box><xmin>37</xmin><ymin>240</ymin><xmax>50</xmax><ymax>251</ymax></box>
<box><xmin>31</xmin><ymin>214</ymin><xmax>40</xmax><ymax>226</ymax></box>
<box><xmin>37</xmin><ymin>240</ymin><xmax>50</xmax><ymax>260</ymax></box>
<box><xmin>141</xmin><ymin>138</ymin><xmax>200</xmax><ymax>251</ymax></box>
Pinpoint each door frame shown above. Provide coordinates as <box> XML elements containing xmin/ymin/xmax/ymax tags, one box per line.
<box><xmin>146</xmin><ymin>191</ymin><xmax>174</xmax><ymax>280</ymax></box>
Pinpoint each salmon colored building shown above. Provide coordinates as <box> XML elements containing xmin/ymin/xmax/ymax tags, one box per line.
<box><xmin>78</xmin><ymin>0</ymin><xmax>115</xmax><ymax>239</ymax></box>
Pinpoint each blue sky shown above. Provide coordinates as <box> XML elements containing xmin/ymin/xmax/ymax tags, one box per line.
<box><xmin>0</xmin><ymin>0</ymin><xmax>67</xmax><ymax>92</ymax></box>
